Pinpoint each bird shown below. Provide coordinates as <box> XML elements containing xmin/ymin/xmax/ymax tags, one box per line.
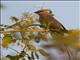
<box><xmin>34</xmin><ymin>9</ymin><xmax>67</xmax><ymax>33</ymax></box>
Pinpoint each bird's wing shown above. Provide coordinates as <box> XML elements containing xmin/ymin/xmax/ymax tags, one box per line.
<box><xmin>42</xmin><ymin>15</ymin><xmax>66</xmax><ymax>30</ymax></box>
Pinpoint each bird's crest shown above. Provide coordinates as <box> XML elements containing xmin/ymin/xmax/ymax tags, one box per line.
<box><xmin>34</xmin><ymin>8</ymin><xmax>54</xmax><ymax>16</ymax></box>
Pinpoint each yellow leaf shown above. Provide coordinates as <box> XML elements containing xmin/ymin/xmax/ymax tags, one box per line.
<box><xmin>26</xmin><ymin>18</ymin><xmax>34</xmax><ymax>24</ymax></box>
<box><xmin>22</xmin><ymin>39</ymin><xmax>29</xmax><ymax>45</ymax></box>
<box><xmin>40</xmin><ymin>32</ymin><xmax>48</xmax><ymax>41</ymax></box>
<box><xmin>28</xmin><ymin>45</ymin><xmax>36</xmax><ymax>52</ymax></box>
<box><xmin>71</xmin><ymin>41</ymin><xmax>80</xmax><ymax>50</ymax></box>
<box><xmin>2</xmin><ymin>35</ymin><xmax>12</xmax><ymax>48</ymax></box>
<box><xmin>51</xmin><ymin>29</ymin><xmax>80</xmax><ymax>45</ymax></box>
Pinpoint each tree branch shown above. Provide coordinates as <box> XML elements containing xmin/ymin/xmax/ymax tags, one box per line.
<box><xmin>1</xmin><ymin>28</ymin><xmax>49</xmax><ymax>33</ymax></box>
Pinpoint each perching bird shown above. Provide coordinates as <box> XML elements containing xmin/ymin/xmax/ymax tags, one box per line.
<box><xmin>34</xmin><ymin>9</ymin><xmax>67</xmax><ymax>33</ymax></box>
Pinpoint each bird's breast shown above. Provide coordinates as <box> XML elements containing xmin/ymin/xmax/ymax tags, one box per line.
<box><xmin>39</xmin><ymin>15</ymin><xmax>66</xmax><ymax>30</ymax></box>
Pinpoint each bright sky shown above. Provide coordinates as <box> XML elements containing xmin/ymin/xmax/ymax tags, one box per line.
<box><xmin>1</xmin><ymin>1</ymin><xmax>80</xmax><ymax>29</ymax></box>
<box><xmin>1</xmin><ymin>1</ymin><xmax>80</xmax><ymax>60</ymax></box>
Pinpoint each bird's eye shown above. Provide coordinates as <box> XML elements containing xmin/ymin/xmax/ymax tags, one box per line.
<box><xmin>49</xmin><ymin>10</ymin><xmax>52</xmax><ymax>14</ymax></box>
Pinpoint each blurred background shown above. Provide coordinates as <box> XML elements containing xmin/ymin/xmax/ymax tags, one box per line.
<box><xmin>1</xmin><ymin>1</ymin><xmax>80</xmax><ymax>60</ymax></box>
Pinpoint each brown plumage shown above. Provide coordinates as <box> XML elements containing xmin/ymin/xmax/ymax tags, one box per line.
<box><xmin>34</xmin><ymin>9</ymin><xmax>66</xmax><ymax>32</ymax></box>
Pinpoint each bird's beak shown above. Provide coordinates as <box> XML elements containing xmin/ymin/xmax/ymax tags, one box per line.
<box><xmin>34</xmin><ymin>11</ymin><xmax>38</xmax><ymax>14</ymax></box>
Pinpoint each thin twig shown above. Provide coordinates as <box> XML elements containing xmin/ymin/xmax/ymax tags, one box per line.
<box><xmin>8</xmin><ymin>47</ymin><xmax>19</xmax><ymax>53</ymax></box>
<box><xmin>23</xmin><ymin>45</ymin><xmax>26</xmax><ymax>51</ymax></box>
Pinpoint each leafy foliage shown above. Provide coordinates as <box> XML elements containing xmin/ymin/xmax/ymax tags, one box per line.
<box><xmin>1</xmin><ymin>11</ymin><xmax>80</xmax><ymax>60</ymax></box>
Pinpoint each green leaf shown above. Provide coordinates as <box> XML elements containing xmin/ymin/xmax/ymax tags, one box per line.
<box><xmin>35</xmin><ymin>36</ymin><xmax>41</xmax><ymax>43</ymax></box>
<box><xmin>25</xmin><ymin>17</ymin><xmax>34</xmax><ymax>24</ymax></box>
<box><xmin>21</xmin><ymin>58</ymin><xmax>25</xmax><ymax>60</ymax></box>
<box><xmin>39</xmin><ymin>32</ymin><xmax>48</xmax><ymax>41</ymax></box>
<box><xmin>29</xmin><ymin>32</ymin><xmax>34</xmax><ymax>39</ymax></box>
<box><xmin>6</xmin><ymin>55</ymin><xmax>19</xmax><ymax>60</ymax></box>
<box><xmin>28</xmin><ymin>45</ymin><xmax>36</xmax><ymax>52</ymax></box>
<box><xmin>31</xmin><ymin>52</ymin><xmax>35</xmax><ymax>60</ymax></box>
<box><xmin>10</xmin><ymin>16</ymin><xmax>19</xmax><ymax>22</ymax></box>
<box><xmin>0</xmin><ymin>24</ymin><xmax>4</xmax><ymax>26</ymax></box>
<box><xmin>35</xmin><ymin>32</ymin><xmax>48</xmax><ymax>43</ymax></box>
<box><xmin>22</xmin><ymin>39</ymin><xmax>29</xmax><ymax>45</ymax></box>
<box><xmin>19</xmin><ymin>51</ymin><xmax>26</xmax><ymax>57</ymax></box>
<box><xmin>28</xmin><ymin>56</ymin><xmax>32</xmax><ymax>60</ymax></box>
<box><xmin>34</xmin><ymin>32</ymin><xmax>42</xmax><ymax>43</ymax></box>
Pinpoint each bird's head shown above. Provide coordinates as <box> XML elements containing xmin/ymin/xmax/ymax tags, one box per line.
<box><xmin>34</xmin><ymin>9</ymin><xmax>54</xmax><ymax>16</ymax></box>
